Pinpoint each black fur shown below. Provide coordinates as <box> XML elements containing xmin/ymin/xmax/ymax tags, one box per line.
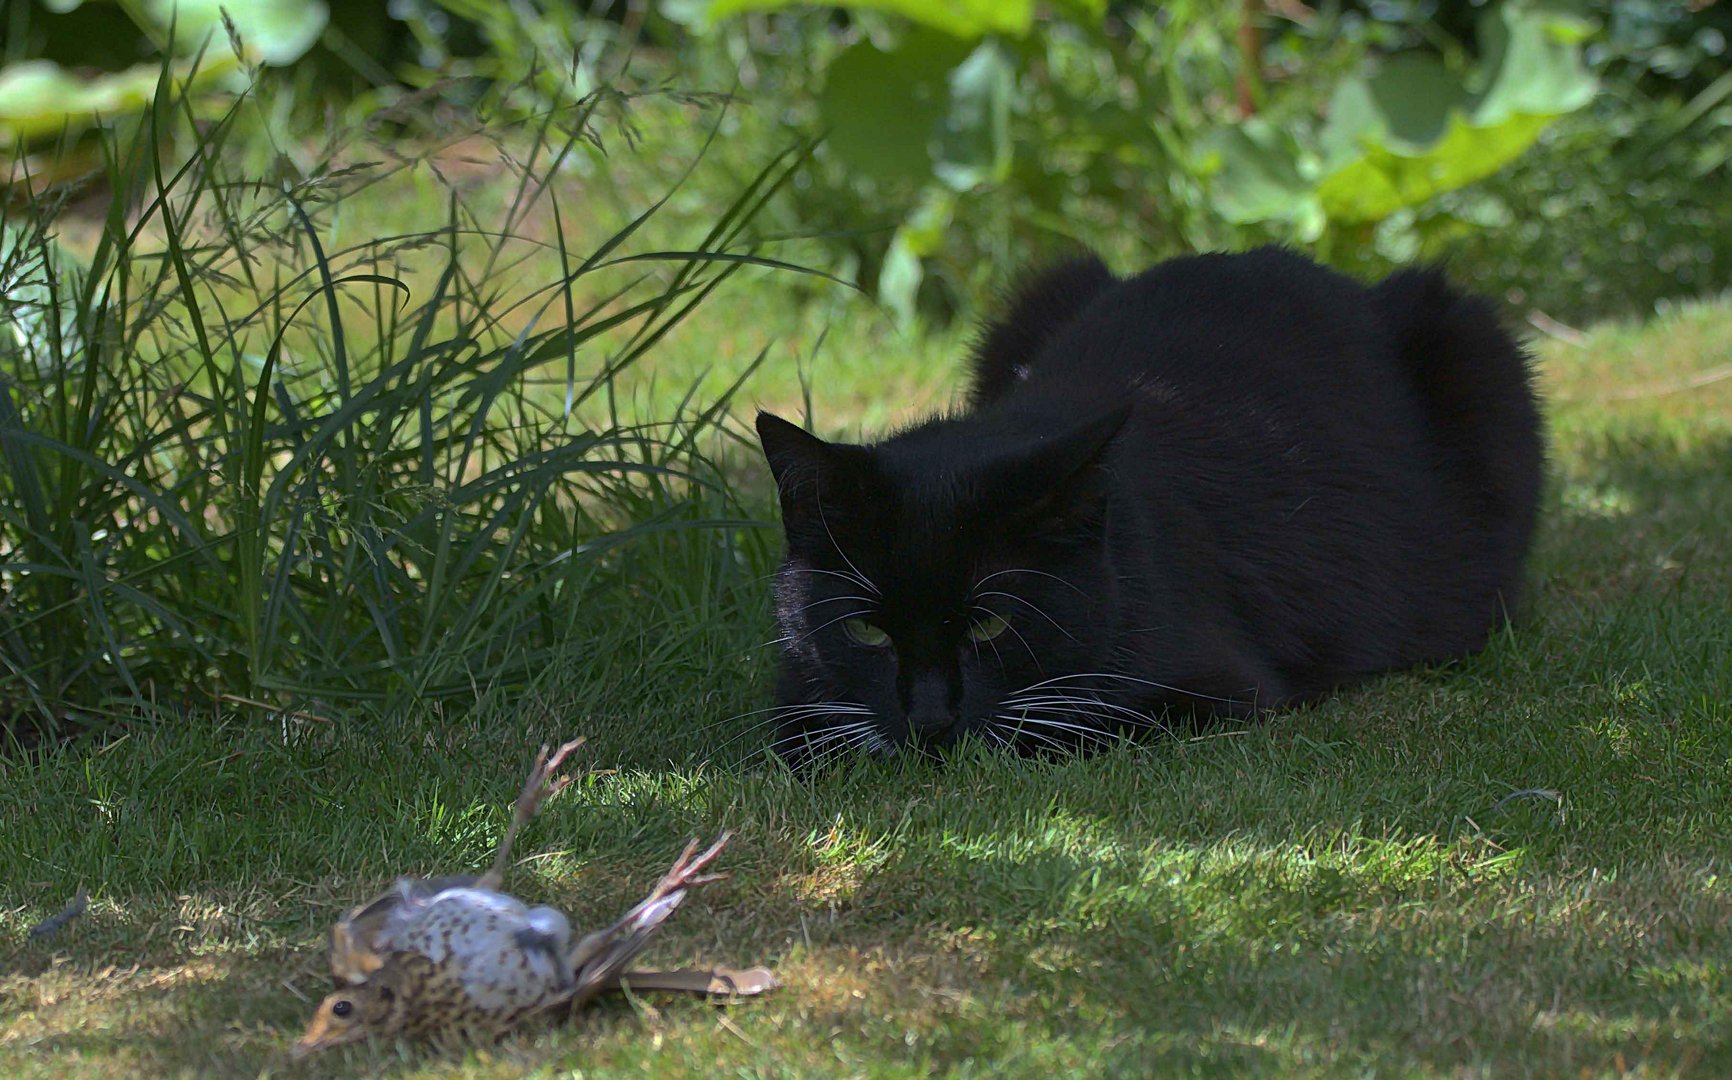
<box><xmin>755</xmin><ymin>247</ymin><xmax>1543</xmax><ymax>765</ymax></box>
<box><xmin>968</xmin><ymin>254</ymin><xmax>1119</xmax><ymax>406</ymax></box>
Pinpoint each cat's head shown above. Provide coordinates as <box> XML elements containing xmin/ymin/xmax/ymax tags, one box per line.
<box><xmin>755</xmin><ymin>405</ymin><xmax>1129</xmax><ymax>765</ymax></box>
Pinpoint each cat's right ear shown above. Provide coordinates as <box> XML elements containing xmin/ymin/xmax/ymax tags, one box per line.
<box><xmin>755</xmin><ymin>412</ymin><xmax>832</xmax><ymax>489</ymax></box>
<box><xmin>755</xmin><ymin>412</ymin><xmax>857</xmax><ymax>531</ymax></box>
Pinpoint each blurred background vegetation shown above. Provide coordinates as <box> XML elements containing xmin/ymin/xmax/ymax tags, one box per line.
<box><xmin>5</xmin><ymin>0</ymin><xmax>1730</xmax><ymax>325</ymax></box>
<box><xmin>3</xmin><ymin>0</ymin><xmax>1730</xmax><ymax>739</ymax></box>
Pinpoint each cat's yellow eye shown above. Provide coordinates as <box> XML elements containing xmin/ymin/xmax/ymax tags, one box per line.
<box><xmin>843</xmin><ymin>618</ymin><xmax>891</xmax><ymax>647</ymax></box>
<box><xmin>968</xmin><ymin>613</ymin><xmax>1010</xmax><ymax>643</ymax></box>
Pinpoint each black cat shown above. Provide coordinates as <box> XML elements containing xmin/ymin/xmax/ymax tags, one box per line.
<box><xmin>754</xmin><ymin>248</ymin><xmax>1542</xmax><ymax>765</ymax></box>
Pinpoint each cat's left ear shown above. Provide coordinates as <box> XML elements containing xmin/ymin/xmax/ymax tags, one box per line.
<box><xmin>988</xmin><ymin>404</ymin><xmax>1131</xmax><ymax>528</ymax></box>
<box><xmin>1026</xmin><ymin>405</ymin><xmax>1131</xmax><ymax>488</ymax></box>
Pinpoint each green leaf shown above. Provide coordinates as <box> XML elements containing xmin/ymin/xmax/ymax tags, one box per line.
<box><xmin>818</xmin><ymin>31</ymin><xmax>971</xmax><ymax>184</ymax></box>
<box><xmin>1311</xmin><ymin>2</ymin><xmax>1596</xmax><ymax>224</ymax></box>
<box><xmin>1197</xmin><ymin>119</ymin><xmax>1324</xmax><ymax>237</ymax></box>
<box><xmin>820</xmin><ymin>32</ymin><xmax>1019</xmax><ymax>192</ymax></box>
<box><xmin>143</xmin><ymin>0</ymin><xmax>329</xmax><ymax>66</ymax></box>
<box><xmin>0</xmin><ymin>60</ymin><xmax>222</xmax><ymax>142</ymax></box>
<box><xmin>0</xmin><ymin>0</ymin><xmax>327</xmax><ymax>140</ymax></box>
<box><xmin>932</xmin><ymin>41</ymin><xmax>1016</xmax><ymax>191</ymax></box>
<box><xmin>0</xmin><ymin>61</ymin><xmax>151</xmax><ymax>136</ymax></box>
<box><xmin>1319</xmin><ymin>55</ymin><xmax>1471</xmax><ymax>167</ymax></box>
<box><xmin>878</xmin><ymin>187</ymin><xmax>955</xmax><ymax>326</ymax></box>
<box><xmin>1474</xmin><ymin>2</ymin><xmax>1597</xmax><ymax>126</ymax></box>
<box><xmin>1317</xmin><ymin>110</ymin><xmax>1553</xmax><ymax>224</ymax></box>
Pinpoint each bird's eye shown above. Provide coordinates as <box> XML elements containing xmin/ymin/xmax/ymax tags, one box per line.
<box><xmin>968</xmin><ymin>613</ymin><xmax>1010</xmax><ymax>643</ymax></box>
<box><xmin>843</xmin><ymin>618</ymin><xmax>890</xmax><ymax>647</ymax></box>
<box><xmin>331</xmin><ymin>1000</ymin><xmax>354</xmax><ymax>1018</ymax></box>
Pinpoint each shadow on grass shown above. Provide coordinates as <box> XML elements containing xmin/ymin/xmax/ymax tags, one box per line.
<box><xmin>817</xmin><ymin>797</ymin><xmax>1725</xmax><ymax>1075</ymax></box>
<box><xmin>4</xmin><ymin>944</ymin><xmax>724</xmax><ymax>1078</ymax></box>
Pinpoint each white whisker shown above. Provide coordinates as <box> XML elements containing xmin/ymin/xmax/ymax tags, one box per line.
<box><xmin>967</xmin><ymin>604</ymin><xmax>1010</xmax><ymax>671</ymax></box>
<box><xmin>979</xmin><ymin>609</ymin><xmax>1044</xmax><ymax>672</ymax></box>
<box><xmin>972</xmin><ymin>567</ymin><xmax>1087</xmax><ymax>597</ymax></box>
<box><xmin>1002</xmin><ymin>694</ymin><xmax>1155</xmax><ymax>722</ymax></box>
<box><xmin>816</xmin><ymin>496</ymin><xmax>879</xmax><ymax>597</ymax></box>
<box><xmin>794</xmin><ymin>594</ymin><xmax>877</xmax><ymax>615</ymax></box>
<box><xmin>711</xmin><ymin>702</ymin><xmax>873</xmax><ymax>759</ymax></box>
<box><xmin>998</xmin><ymin>719</ymin><xmax>1069</xmax><ymax>755</ymax></box>
<box><xmin>998</xmin><ymin>712</ymin><xmax>1129</xmax><ymax>753</ymax></box>
<box><xmin>801</xmin><ymin>719</ymin><xmax>880</xmax><ymax>770</ymax></box>
<box><xmin>782</xmin><ymin>567</ymin><xmax>880</xmax><ymax>591</ymax></box>
<box><xmin>974</xmin><ymin>590</ymin><xmax>1077</xmax><ymax>642</ymax></box>
<box><xmin>792</xmin><ymin>607</ymin><xmax>874</xmax><ymax>646</ymax></box>
<box><xmin>1013</xmin><ymin>670</ymin><xmax>1249</xmax><ymax>706</ymax></box>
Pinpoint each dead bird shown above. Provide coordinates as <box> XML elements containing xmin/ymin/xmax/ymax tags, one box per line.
<box><xmin>324</xmin><ymin>738</ymin><xmax>587</xmax><ymax>986</ymax></box>
<box><xmin>294</xmin><ymin>741</ymin><xmax>773</xmax><ymax>1057</ymax></box>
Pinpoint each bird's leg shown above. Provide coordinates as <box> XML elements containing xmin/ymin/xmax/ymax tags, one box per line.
<box><xmin>638</xmin><ymin>832</ymin><xmax>733</xmax><ymax>905</ymax></box>
<box><xmin>568</xmin><ymin>830</ymin><xmax>730</xmax><ymax>976</ymax></box>
<box><xmin>477</xmin><ymin>736</ymin><xmax>586</xmax><ymax>891</ymax></box>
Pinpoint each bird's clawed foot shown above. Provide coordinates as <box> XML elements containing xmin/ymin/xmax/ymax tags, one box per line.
<box><xmin>479</xmin><ymin>735</ymin><xmax>587</xmax><ymax>891</ymax></box>
<box><xmin>649</xmin><ymin>833</ymin><xmax>732</xmax><ymax>902</ymax></box>
<box><xmin>518</xmin><ymin>736</ymin><xmax>587</xmax><ymax>823</ymax></box>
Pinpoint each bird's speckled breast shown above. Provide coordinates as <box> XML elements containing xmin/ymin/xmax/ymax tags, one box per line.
<box><xmin>397</xmin><ymin>887</ymin><xmax>574</xmax><ymax>1013</ymax></box>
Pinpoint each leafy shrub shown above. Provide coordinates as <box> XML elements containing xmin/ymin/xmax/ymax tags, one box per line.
<box><xmin>12</xmin><ymin>2</ymin><xmax>1724</xmax><ymax>326</ymax></box>
<box><xmin>659</xmin><ymin>0</ymin><xmax>1597</xmax><ymax>323</ymax></box>
<box><xmin>1439</xmin><ymin>1</ymin><xmax>1732</xmax><ymax>319</ymax></box>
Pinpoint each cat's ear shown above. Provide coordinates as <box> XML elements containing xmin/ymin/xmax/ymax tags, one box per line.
<box><xmin>756</xmin><ymin>412</ymin><xmax>861</xmax><ymax>531</ymax></box>
<box><xmin>988</xmin><ymin>404</ymin><xmax>1131</xmax><ymax>529</ymax></box>
<box><xmin>1026</xmin><ymin>405</ymin><xmax>1131</xmax><ymax>489</ymax></box>
<box><xmin>755</xmin><ymin>412</ymin><xmax>832</xmax><ymax>488</ymax></box>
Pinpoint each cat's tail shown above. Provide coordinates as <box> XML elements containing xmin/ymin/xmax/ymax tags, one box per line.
<box><xmin>968</xmin><ymin>255</ymin><xmax>1118</xmax><ymax>406</ymax></box>
<box><xmin>1373</xmin><ymin>266</ymin><xmax>1545</xmax><ymax>607</ymax></box>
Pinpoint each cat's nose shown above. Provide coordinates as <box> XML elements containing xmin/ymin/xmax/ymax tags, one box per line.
<box><xmin>904</xmin><ymin>669</ymin><xmax>958</xmax><ymax>744</ymax></box>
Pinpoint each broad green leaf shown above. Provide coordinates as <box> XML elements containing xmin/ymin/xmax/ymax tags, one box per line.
<box><xmin>0</xmin><ymin>59</ymin><xmax>233</xmax><ymax>142</ymax></box>
<box><xmin>0</xmin><ymin>0</ymin><xmax>326</xmax><ymax>141</ymax></box>
<box><xmin>877</xmin><ymin>238</ymin><xmax>923</xmax><ymax>326</ymax></box>
<box><xmin>1475</xmin><ymin>1</ymin><xmax>1596</xmax><ymax>126</ymax></box>
<box><xmin>932</xmin><ymin>41</ymin><xmax>1015</xmax><ymax>191</ymax></box>
<box><xmin>1197</xmin><ymin>119</ymin><xmax>1324</xmax><ymax>238</ymax></box>
<box><xmin>1319</xmin><ymin>55</ymin><xmax>1471</xmax><ymax>169</ymax></box>
<box><xmin>144</xmin><ymin>0</ymin><xmax>329</xmax><ymax>65</ymax></box>
<box><xmin>1317</xmin><ymin>109</ymin><xmax>1553</xmax><ymax>223</ymax></box>
<box><xmin>1311</xmin><ymin>2</ymin><xmax>1594</xmax><ymax>224</ymax></box>
<box><xmin>818</xmin><ymin>31</ymin><xmax>971</xmax><ymax>183</ymax></box>
<box><xmin>897</xmin><ymin>185</ymin><xmax>956</xmax><ymax>257</ymax></box>
<box><xmin>689</xmin><ymin>0</ymin><xmax>1105</xmax><ymax>39</ymax></box>
<box><xmin>879</xmin><ymin>187</ymin><xmax>955</xmax><ymax>325</ymax></box>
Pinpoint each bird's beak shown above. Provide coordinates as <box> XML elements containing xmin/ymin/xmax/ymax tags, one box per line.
<box><xmin>288</xmin><ymin>1035</ymin><xmax>321</xmax><ymax>1060</ymax></box>
<box><xmin>290</xmin><ymin>1018</ymin><xmax>341</xmax><ymax>1059</ymax></box>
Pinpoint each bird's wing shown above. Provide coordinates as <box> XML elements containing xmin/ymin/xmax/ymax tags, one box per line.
<box><xmin>329</xmin><ymin>875</ymin><xmax>480</xmax><ymax>984</ymax></box>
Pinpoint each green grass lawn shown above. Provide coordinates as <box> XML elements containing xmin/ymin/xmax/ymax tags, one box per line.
<box><xmin>4</xmin><ymin>260</ymin><xmax>1731</xmax><ymax>1078</ymax></box>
